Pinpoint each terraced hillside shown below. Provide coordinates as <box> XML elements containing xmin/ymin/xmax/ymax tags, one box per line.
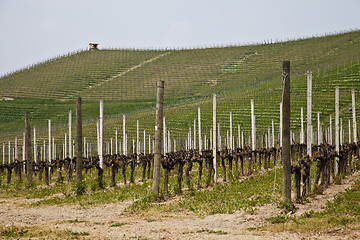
<box><xmin>0</xmin><ymin>30</ymin><xmax>359</xmax><ymax>149</ymax></box>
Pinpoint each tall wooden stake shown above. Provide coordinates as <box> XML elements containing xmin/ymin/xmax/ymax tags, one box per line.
<box><xmin>352</xmin><ymin>89</ymin><xmax>357</xmax><ymax>143</ymax></box>
<box><xmin>34</xmin><ymin>127</ymin><xmax>37</xmax><ymax>163</ymax></box>
<box><xmin>198</xmin><ymin>107</ymin><xmax>202</xmax><ymax>154</ymax></box>
<box><xmin>300</xmin><ymin>107</ymin><xmax>304</xmax><ymax>144</ymax></box>
<box><xmin>69</xmin><ymin>110</ymin><xmax>72</xmax><ymax>159</ymax></box>
<box><xmin>251</xmin><ymin>100</ymin><xmax>256</xmax><ymax>151</ymax></box>
<box><xmin>152</xmin><ymin>81</ymin><xmax>164</xmax><ymax>197</ymax></box>
<box><xmin>25</xmin><ymin>112</ymin><xmax>32</xmax><ymax>187</ymax></box>
<box><xmin>230</xmin><ymin>112</ymin><xmax>233</xmax><ymax>150</ymax></box>
<box><xmin>213</xmin><ymin>94</ymin><xmax>217</xmax><ymax>182</ymax></box>
<box><xmin>123</xmin><ymin>115</ymin><xmax>126</xmax><ymax>155</ymax></box>
<box><xmin>76</xmin><ymin>97</ymin><xmax>83</xmax><ymax>184</ymax></box>
<box><xmin>306</xmin><ymin>71</ymin><xmax>312</xmax><ymax>157</ymax></box>
<box><xmin>99</xmin><ymin>100</ymin><xmax>104</xmax><ymax>169</ymax></box>
<box><xmin>282</xmin><ymin>60</ymin><xmax>291</xmax><ymax>203</ymax></box>
<box><xmin>335</xmin><ymin>86</ymin><xmax>339</xmax><ymax>174</ymax></box>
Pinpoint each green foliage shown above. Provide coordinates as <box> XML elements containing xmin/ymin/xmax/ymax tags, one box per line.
<box><xmin>1</xmin><ymin>226</ymin><xmax>28</xmax><ymax>238</ymax></box>
<box><xmin>109</xmin><ymin>222</ymin><xmax>128</xmax><ymax>227</ymax></box>
<box><xmin>64</xmin><ymin>230</ymin><xmax>90</xmax><ymax>236</ymax></box>
<box><xmin>278</xmin><ymin>201</ymin><xmax>296</xmax><ymax>214</ymax></box>
<box><xmin>73</xmin><ymin>182</ymin><xmax>87</xmax><ymax>196</ymax></box>
<box><xmin>266</xmin><ymin>215</ymin><xmax>288</xmax><ymax>224</ymax></box>
<box><xmin>196</xmin><ymin>228</ymin><xmax>228</xmax><ymax>235</ymax></box>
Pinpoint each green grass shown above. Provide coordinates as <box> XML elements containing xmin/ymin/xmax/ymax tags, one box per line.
<box><xmin>262</xmin><ymin>178</ymin><xmax>360</xmax><ymax>232</ymax></box>
<box><xmin>0</xmin><ymin>225</ymin><xmax>90</xmax><ymax>239</ymax></box>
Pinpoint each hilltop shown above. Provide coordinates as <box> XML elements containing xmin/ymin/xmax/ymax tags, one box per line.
<box><xmin>0</xmin><ymin>30</ymin><xmax>359</xmax><ymax>144</ymax></box>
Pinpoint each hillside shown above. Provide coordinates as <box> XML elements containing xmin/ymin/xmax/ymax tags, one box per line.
<box><xmin>0</xmin><ymin>30</ymin><xmax>359</xmax><ymax>148</ymax></box>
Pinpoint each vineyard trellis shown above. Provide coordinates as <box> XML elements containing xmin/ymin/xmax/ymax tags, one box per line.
<box><xmin>0</xmin><ymin>31</ymin><xmax>359</xmax><ymax>205</ymax></box>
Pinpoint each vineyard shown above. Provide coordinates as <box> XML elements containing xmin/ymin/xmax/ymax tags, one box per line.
<box><xmin>0</xmin><ymin>30</ymin><xmax>360</xmax><ymax>239</ymax></box>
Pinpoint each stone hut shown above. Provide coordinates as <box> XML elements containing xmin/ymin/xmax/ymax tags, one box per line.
<box><xmin>89</xmin><ymin>43</ymin><xmax>99</xmax><ymax>50</ymax></box>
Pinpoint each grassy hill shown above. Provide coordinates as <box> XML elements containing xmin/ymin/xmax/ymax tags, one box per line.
<box><xmin>0</xmin><ymin>30</ymin><xmax>359</xmax><ymax>152</ymax></box>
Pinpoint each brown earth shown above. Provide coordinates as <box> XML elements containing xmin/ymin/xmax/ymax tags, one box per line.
<box><xmin>0</xmin><ymin>171</ymin><xmax>359</xmax><ymax>239</ymax></box>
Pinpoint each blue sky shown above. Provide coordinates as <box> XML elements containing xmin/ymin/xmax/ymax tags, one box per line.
<box><xmin>0</xmin><ymin>0</ymin><xmax>359</xmax><ymax>76</ymax></box>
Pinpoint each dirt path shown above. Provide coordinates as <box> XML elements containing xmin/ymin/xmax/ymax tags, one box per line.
<box><xmin>1</xmin><ymin>171</ymin><xmax>359</xmax><ymax>239</ymax></box>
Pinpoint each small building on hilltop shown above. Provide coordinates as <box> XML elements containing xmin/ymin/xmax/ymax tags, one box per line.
<box><xmin>89</xmin><ymin>43</ymin><xmax>99</xmax><ymax>50</ymax></box>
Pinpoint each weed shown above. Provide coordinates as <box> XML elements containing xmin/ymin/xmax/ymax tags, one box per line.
<box><xmin>73</xmin><ymin>182</ymin><xmax>87</xmax><ymax>196</ymax></box>
<box><xmin>109</xmin><ymin>222</ymin><xmax>128</xmax><ymax>227</ymax></box>
<box><xmin>1</xmin><ymin>226</ymin><xmax>28</xmax><ymax>238</ymax></box>
<box><xmin>196</xmin><ymin>228</ymin><xmax>228</xmax><ymax>235</ymax></box>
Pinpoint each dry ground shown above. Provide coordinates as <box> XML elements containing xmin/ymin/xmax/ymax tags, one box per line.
<box><xmin>1</xmin><ymin>172</ymin><xmax>359</xmax><ymax>239</ymax></box>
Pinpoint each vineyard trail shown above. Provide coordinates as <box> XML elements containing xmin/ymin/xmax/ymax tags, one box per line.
<box><xmin>1</xmin><ymin>170</ymin><xmax>359</xmax><ymax>239</ymax></box>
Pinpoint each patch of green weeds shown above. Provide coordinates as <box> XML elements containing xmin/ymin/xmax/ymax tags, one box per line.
<box><xmin>196</xmin><ymin>228</ymin><xmax>228</xmax><ymax>235</ymax></box>
<box><xmin>1</xmin><ymin>226</ymin><xmax>28</xmax><ymax>238</ymax></box>
<box><xmin>109</xmin><ymin>222</ymin><xmax>128</xmax><ymax>227</ymax></box>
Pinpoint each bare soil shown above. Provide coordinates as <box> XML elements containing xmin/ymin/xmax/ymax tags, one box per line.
<box><xmin>1</xmin><ymin>171</ymin><xmax>359</xmax><ymax>239</ymax></box>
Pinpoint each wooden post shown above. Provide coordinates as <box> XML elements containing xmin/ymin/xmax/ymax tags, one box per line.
<box><xmin>33</xmin><ymin>127</ymin><xmax>37</xmax><ymax>163</ymax></box>
<box><xmin>76</xmin><ymin>97</ymin><xmax>83</xmax><ymax>184</ymax></box>
<box><xmin>8</xmin><ymin>141</ymin><xmax>10</xmax><ymax>163</ymax></box>
<box><xmin>352</xmin><ymin>89</ymin><xmax>357</xmax><ymax>143</ymax></box>
<box><xmin>115</xmin><ymin>130</ymin><xmax>118</xmax><ymax>154</ymax></box>
<box><xmin>230</xmin><ymin>112</ymin><xmax>233</xmax><ymax>150</ymax></box>
<box><xmin>15</xmin><ymin>137</ymin><xmax>18</xmax><ymax>160</ymax></box>
<box><xmin>329</xmin><ymin>115</ymin><xmax>332</xmax><ymax>145</ymax></box>
<box><xmin>123</xmin><ymin>115</ymin><xmax>126</xmax><ymax>155</ymax></box>
<box><xmin>213</xmin><ymin>94</ymin><xmax>217</xmax><ymax>182</ymax></box>
<box><xmin>272</xmin><ymin>119</ymin><xmax>275</xmax><ymax>147</ymax></box>
<box><xmin>340</xmin><ymin>118</ymin><xmax>343</xmax><ymax>147</ymax></box>
<box><xmin>99</xmin><ymin>100</ymin><xmax>104</xmax><ymax>168</ymax></box>
<box><xmin>300</xmin><ymin>108</ymin><xmax>304</xmax><ymax>144</ymax></box>
<box><xmin>349</xmin><ymin>119</ymin><xmax>352</xmax><ymax>143</ymax></box>
<box><xmin>317</xmin><ymin>112</ymin><xmax>321</xmax><ymax>145</ymax></box>
<box><xmin>335</xmin><ymin>86</ymin><xmax>339</xmax><ymax>174</ymax></box>
<box><xmin>306</xmin><ymin>71</ymin><xmax>312</xmax><ymax>157</ymax></box>
<box><xmin>210</xmin><ymin>128</ymin><xmax>212</xmax><ymax>150</ymax></box>
<box><xmin>218</xmin><ymin>123</ymin><xmax>220</xmax><ymax>150</ymax></box>
<box><xmin>52</xmin><ymin>137</ymin><xmax>55</xmax><ymax>159</ymax></box>
<box><xmin>22</xmin><ymin>133</ymin><xmax>25</xmax><ymax>162</ymax></box>
<box><xmin>163</xmin><ymin>117</ymin><xmax>167</xmax><ymax>153</ymax></box>
<box><xmin>194</xmin><ymin>119</ymin><xmax>196</xmax><ymax>150</ymax></box>
<box><xmin>96</xmin><ymin>120</ymin><xmax>100</xmax><ymax>156</ymax></box>
<box><xmin>279</xmin><ymin>102</ymin><xmax>283</xmax><ymax>148</ymax></box>
<box><xmin>144</xmin><ymin>130</ymin><xmax>146</xmax><ymax>154</ymax></box>
<box><xmin>25</xmin><ymin>112</ymin><xmax>32</xmax><ymax>187</ymax></box>
<box><xmin>83</xmin><ymin>137</ymin><xmax>86</xmax><ymax>157</ymax></box>
<box><xmin>198</xmin><ymin>107</ymin><xmax>202</xmax><ymax>154</ymax></box>
<box><xmin>69</xmin><ymin>110</ymin><xmax>72</xmax><ymax>159</ymax></box>
<box><xmin>251</xmin><ymin>100</ymin><xmax>256</xmax><ymax>151</ymax></box>
<box><xmin>241</xmin><ymin>131</ymin><xmax>244</xmax><ymax>149</ymax></box>
<box><xmin>282</xmin><ymin>60</ymin><xmax>291</xmax><ymax>203</ymax></box>
<box><xmin>48</xmin><ymin>120</ymin><xmax>51</xmax><ymax>162</ymax></box>
<box><xmin>152</xmin><ymin>81</ymin><xmax>164</xmax><ymax>197</ymax></box>
<box><xmin>2</xmin><ymin>143</ymin><xmax>5</xmax><ymax>164</ymax></box>
<box><xmin>65</xmin><ymin>133</ymin><xmax>67</xmax><ymax>158</ymax></box>
<box><xmin>238</xmin><ymin>125</ymin><xmax>240</xmax><ymax>149</ymax></box>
